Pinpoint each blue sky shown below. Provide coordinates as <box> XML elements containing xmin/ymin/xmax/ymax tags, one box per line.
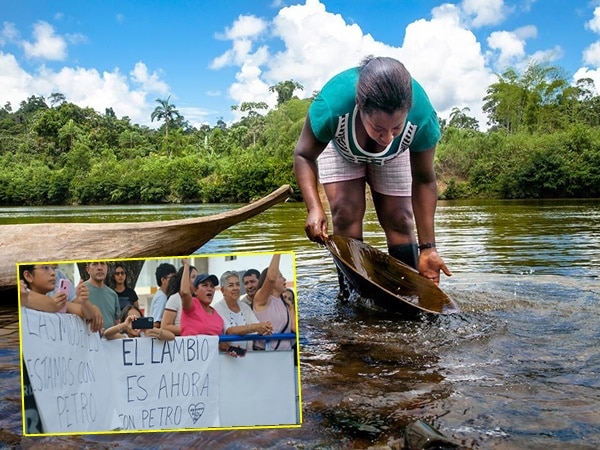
<box><xmin>2</xmin><ymin>0</ymin><xmax>600</xmax><ymax>129</ymax></box>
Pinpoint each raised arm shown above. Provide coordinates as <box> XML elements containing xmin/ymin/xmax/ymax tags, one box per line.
<box><xmin>252</xmin><ymin>254</ymin><xmax>281</xmax><ymax>310</ymax></box>
<box><xmin>179</xmin><ymin>259</ymin><xmax>193</xmax><ymax>311</ymax></box>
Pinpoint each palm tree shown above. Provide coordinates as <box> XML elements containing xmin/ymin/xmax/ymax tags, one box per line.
<box><xmin>150</xmin><ymin>96</ymin><xmax>180</xmax><ymax>139</ymax></box>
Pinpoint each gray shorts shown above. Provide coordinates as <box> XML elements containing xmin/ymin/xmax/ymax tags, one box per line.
<box><xmin>317</xmin><ymin>142</ymin><xmax>412</xmax><ymax>196</ymax></box>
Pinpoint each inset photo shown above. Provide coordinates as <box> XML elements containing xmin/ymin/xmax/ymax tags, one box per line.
<box><xmin>18</xmin><ymin>252</ymin><xmax>300</xmax><ymax>436</ymax></box>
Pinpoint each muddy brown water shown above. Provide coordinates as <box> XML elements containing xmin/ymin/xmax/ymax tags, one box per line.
<box><xmin>1</xmin><ymin>199</ymin><xmax>599</xmax><ymax>449</ymax></box>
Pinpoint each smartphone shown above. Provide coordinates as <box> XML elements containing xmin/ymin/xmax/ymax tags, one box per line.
<box><xmin>58</xmin><ymin>278</ymin><xmax>71</xmax><ymax>295</ymax></box>
<box><xmin>228</xmin><ymin>346</ymin><xmax>247</xmax><ymax>357</ymax></box>
<box><xmin>57</xmin><ymin>278</ymin><xmax>70</xmax><ymax>313</ymax></box>
<box><xmin>132</xmin><ymin>317</ymin><xmax>154</xmax><ymax>329</ymax></box>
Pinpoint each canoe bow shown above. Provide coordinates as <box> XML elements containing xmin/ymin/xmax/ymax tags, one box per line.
<box><xmin>1</xmin><ymin>185</ymin><xmax>293</xmax><ymax>290</ymax></box>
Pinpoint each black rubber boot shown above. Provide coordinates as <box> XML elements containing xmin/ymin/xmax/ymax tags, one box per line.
<box><xmin>388</xmin><ymin>243</ymin><xmax>418</xmax><ymax>270</ymax></box>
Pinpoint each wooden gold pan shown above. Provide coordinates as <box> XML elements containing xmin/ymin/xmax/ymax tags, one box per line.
<box><xmin>325</xmin><ymin>235</ymin><xmax>459</xmax><ymax>317</ymax></box>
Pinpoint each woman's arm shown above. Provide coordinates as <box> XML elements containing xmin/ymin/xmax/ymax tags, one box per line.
<box><xmin>160</xmin><ymin>309</ymin><xmax>181</xmax><ymax>336</ymax></box>
<box><xmin>294</xmin><ymin>116</ymin><xmax>330</xmax><ymax>244</ymax></box>
<box><xmin>226</xmin><ymin>321</ymin><xmax>273</xmax><ymax>335</ymax></box>
<box><xmin>179</xmin><ymin>259</ymin><xmax>193</xmax><ymax>311</ymax></box>
<box><xmin>103</xmin><ymin>317</ymin><xmax>132</xmax><ymax>340</ymax></box>
<box><xmin>143</xmin><ymin>327</ymin><xmax>175</xmax><ymax>341</ymax></box>
<box><xmin>253</xmin><ymin>254</ymin><xmax>281</xmax><ymax>310</ymax></box>
<box><xmin>26</xmin><ymin>290</ymin><xmax>67</xmax><ymax>312</ymax></box>
<box><xmin>410</xmin><ymin>147</ymin><xmax>452</xmax><ymax>284</ymax></box>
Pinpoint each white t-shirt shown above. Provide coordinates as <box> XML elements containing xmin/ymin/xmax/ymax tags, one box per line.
<box><xmin>164</xmin><ymin>293</ymin><xmax>182</xmax><ymax>326</ymax></box>
<box><xmin>213</xmin><ymin>299</ymin><xmax>259</xmax><ymax>351</ymax></box>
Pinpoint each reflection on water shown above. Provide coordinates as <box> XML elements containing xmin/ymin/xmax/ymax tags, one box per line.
<box><xmin>1</xmin><ymin>200</ymin><xmax>600</xmax><ymax>448</ymax></box>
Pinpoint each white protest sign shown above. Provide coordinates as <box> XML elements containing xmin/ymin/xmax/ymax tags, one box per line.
<box><xmin>21</xmin><ymin>308</ymin><xmax>219</xmax><ymax>433</ymax></box>
<box><xmin>106</xmin><ymin>334</ymin><xmax>219</xmax><ymax>431</ymax></box>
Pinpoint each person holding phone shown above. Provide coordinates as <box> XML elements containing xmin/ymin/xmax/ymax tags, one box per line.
<box><xmin>19</xmin><ymin>264</ymin><xmax>103</xmax><ymax>332</ymax></box>
<box><xmin>103</xmin><ymin>305</ymin><xmax>174</xmax><ymax>341</ymax></box>
<box><xmin>47</xmin><ymin>265</ymin><xmax>77</xmax><ymax>302</ymax></box>
<box><xmin>213</xmin><ymin>270</ymin><xmax>273</xmax><ymax>354</ymax></box>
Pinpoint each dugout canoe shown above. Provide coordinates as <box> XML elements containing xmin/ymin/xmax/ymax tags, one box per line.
<box><xmin>1</xmin><ymin>184</ymin><xmax>293</xmax><ymax>291</ymax></box>
<box><xmin>325</xmin><ymin>235</ymin><xmax>459</xmax><ymax>317</ymax></box>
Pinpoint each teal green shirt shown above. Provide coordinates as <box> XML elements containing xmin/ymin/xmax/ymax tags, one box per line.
<box><xmin>85</xmin><ymin>281</ymin><xmax>120</xmax><ymax>329</ymax></box>
<box><xmin>308</xmin><ymin>67</ymin><xmax>441</xmax><ymax>165</ymax></box>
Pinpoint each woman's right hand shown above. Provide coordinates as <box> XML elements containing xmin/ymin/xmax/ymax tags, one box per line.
<box><xmin>51</xmin><ymin>292</ymin><xmax>68</xmax><ymax>312</ymax></box>
<box><xmin>305</xmin><ymin>207</ymin><xmax>329</xmax><ymax>244</ymax></box>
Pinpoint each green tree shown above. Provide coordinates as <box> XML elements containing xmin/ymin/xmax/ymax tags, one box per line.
<box><xmin>151</xmin><ymin>96</ymin><xmax>181</xmax><ymax>139</ymax></box>
<box><xmin>269</xmin><ymin>80</ymin><xmax>304</xmax><ymax>106</ymax></box>
<box><xmin>448</xmin><ymin>106</ymin><xmax>479</xmax><ymax>130</ymax></box>
<box><xmin>483</xmin><ymin>62</ymin><xmax>569</xmax><ymax>133</ymax></box>
<box><xmin>58</xmin><ymin>119</ymin><xmax>84</xmax><ymax>151</ymax></box>
<box><xmin>49</xmin><ymin>92</ymin><xmax>66</xmax><ymax>108</ymax></box>
<box><xmin>231</xmin><ymin>101</ymin><xmax>268</xmax><ymax>146</ymax></box>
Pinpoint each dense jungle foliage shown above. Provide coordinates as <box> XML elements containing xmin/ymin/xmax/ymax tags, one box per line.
<box><xmin>1</xmin><ymin>63</ymin><xmax>599</xmax><ymax>206</ymax></box>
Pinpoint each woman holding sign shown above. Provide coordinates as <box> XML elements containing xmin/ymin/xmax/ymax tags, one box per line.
<box><xmin>19</xmin><ymin>264</ymin><xmax>103</xmax><ymax>332</ymax></box>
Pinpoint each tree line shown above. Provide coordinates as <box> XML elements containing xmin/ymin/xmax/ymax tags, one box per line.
<box><xmin>0</xmin><ymin>63</ymin><xmax>599</xmax><ymax>206</ymax></box>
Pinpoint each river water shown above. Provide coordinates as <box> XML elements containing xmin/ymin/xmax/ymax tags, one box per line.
<box><xmin>1</xmin><ymin>199</ymin><xmax>599</xmax><ymax>449</ymax></box>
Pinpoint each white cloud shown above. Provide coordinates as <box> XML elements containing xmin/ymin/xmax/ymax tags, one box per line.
<box><xmin>130</xmin><ymin>61</ymin><xmax>169</xmax><ymax>94</ymax></box>
<box><xmin>573</xmin><ymin>66</ymin><xmax>600</xmax><ymax>94</ymax></box>
<box><xmin>0</xmin><ymin>51</ymin><xmax>171</xmax><ymax>126</ymax></box>
<box><xmin>461</xmin><ymin>0</ymin><xmax>509</xmax><ymax>27</ymax></box>
<box><xmin>0</xmin><ymin>51</ymin><xmax>34</xmax><ymax>107</ymax></box>
<box><xmin>215</xmin><ymin>15</ymin><xmax>267</xmax><ymax>40</ymax></box>
<box><xmin>487</xmin><ymin>30</ymin><xmax>526</xmax><ymax>67</ymax></box>
<box><xmin>583</xmin><ymin>41</ymin><xmax>600</xmax><ymax>66</ymax></box>
<box><xmin>402</xmin><ymin>5</ymin><xmax>494</xmax><ymax>126</ymax></box>
<box><xmin>213</xmin><ymin>0</ymin><xmax>494</xmax><ymax>127</ymax></box>
<box><xmin>486</xmin><ymin>25</ymin><xmax>539</xmax><ymax>70</ymax></box>
<box><xmin>36</xmin><ymin>65</ymin><xmax>148</xmax><ymax>119</ymax></box>
<box><xmin>585</xmin><ymin>6</ymin><xmax>600</xmax><ymax>34</ymax></box>
<box><xmin>1</xmin><ymin>22</ymin><xmax>20</xmax><ymax>46</ymax></box>
<box><xmin>22</xmin><ymin>21</ymin><xmax>68</xmax><ymax>60</ymax></box>
<box><xmin>178</xmin><ymin>106</ymin><xmax>214</xmax><ymax>129</ymax></box>
<box><xmin>528</xmin><ymin>46</ymin><xmax>563</xmax><ymax>66</ymax></box>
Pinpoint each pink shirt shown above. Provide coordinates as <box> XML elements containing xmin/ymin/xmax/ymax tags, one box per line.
<box><xmin>181</xmin><ymin>297</ymin><xmax>225</xmax><ymax>336</ymax></box>
<box><xmin>254</xmin><ymin>295</ymin><xmax>293</xmax><ymax>351</ymax></box>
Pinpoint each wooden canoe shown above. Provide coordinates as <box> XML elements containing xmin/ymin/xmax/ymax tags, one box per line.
<box><xmin>325</xmin><ymin>235</ymin><xmax>459</xmax><ymax>316</ymax></box>
<box><xmin>1</xmin><ymin>184</ymin><xmax>292</xmax><ymax>291</ymax></box>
